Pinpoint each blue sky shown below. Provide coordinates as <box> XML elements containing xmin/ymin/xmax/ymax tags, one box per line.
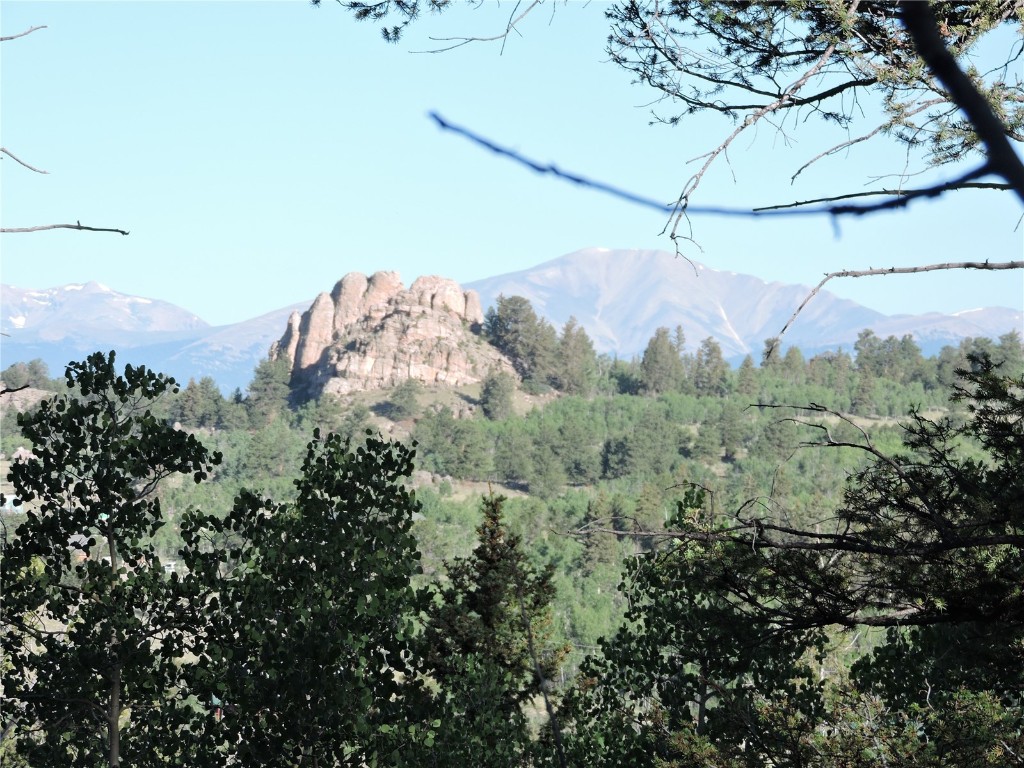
<box><xmin>2</xmin><ymin>1</ymin><xmax>1022</xmax><ymax>328</ymax></box>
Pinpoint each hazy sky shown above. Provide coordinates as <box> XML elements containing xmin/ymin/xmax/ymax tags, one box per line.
<box><xmin>2</xmin><ymin>1</ymin><xmax>1022</xmax><ymax>328</ymax></box>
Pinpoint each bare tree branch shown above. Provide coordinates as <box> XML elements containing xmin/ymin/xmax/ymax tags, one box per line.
<box><xmin>754</xmin><ymin>181</ymin><xmax>1012</xmax><ymax>212</ymax></box>
<box><xmin>430</xmin><ymin>112</ymin><xmax>1011</xmax><ymax>220</ymax></box>
<box><xmin>1</xmin><ymin>222</ymin><xmax>130</xmax><ymax>236</ymax></box>
<box><xmin>414</xmin><ymin>0</ymin><xmax>543</xmax><ymax>54</ymax></box>
<box><xmin>789</xmin><ymin>98</ymin><xmax>946</xmax><ymax>183</ymax></box>
<box><xmin>1</xmin><ymin>25</ymin><xmax>47</xmax><ymax>43</ymax></box>
<box><xmin>769</xmin><ymin>260</ymin><xmax>1024</xmax><ymax>357</ymax></box>
<box><xmin>1</xmin><ymin>147</ymin><xmax>49</xmax><ymax>174</ymax></box>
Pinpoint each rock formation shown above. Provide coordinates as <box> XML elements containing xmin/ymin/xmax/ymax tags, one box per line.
<box><xmin>269</xmin><ymin>272</ymin><xmax>513</xmax><ymax>398</ymax></box>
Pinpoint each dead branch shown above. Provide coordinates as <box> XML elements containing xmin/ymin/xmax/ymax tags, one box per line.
<box><xmin>1</xmin><ymin>147</ymin><xmax>49</xmax><ymax>174</ymax></box>
<box><xmin>415</xmin><ymin>0</ymin><xmax>543</xmax><ymax>55</ymax></box>
<box><xmin>822</xmin><ymin>164</ymin><xmax>996</xmax><ymax>214</ymax></box>
<box><xmin>1</xmin><ymin>25</ymin><xmax>47</xmax><ymax>43</ymax></box>
<box><xmin>789</xmin><ymin>98</ymin><xmax>946</xmax><ymax>183</ymax></box>
<box><xmin>770</xmin><ymin>260</ymin><xmax>1024</xmax><ymax>355</ymax></box>
<box><xmin>754</xmin><ymin>181</ymin><xmax>1012</xmax><ymax>212</ymax></box>
<box><xmin>1</xmin><ymin>222</ymin><xmax>130</xmax><ymax>236</ymax></box>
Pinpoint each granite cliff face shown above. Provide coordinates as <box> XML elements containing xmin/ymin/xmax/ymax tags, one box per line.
<box><xmin>269</xmin><ymin>272</ymin><xmax>513</xmax><ymax>397</ymax></box>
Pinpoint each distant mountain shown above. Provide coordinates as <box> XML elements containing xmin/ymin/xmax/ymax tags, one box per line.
<box><xmin>467</xmin><ymin>248</ymin><xmax>1023</xmax><ymax>360</ymax></box>
<box><xmin>2</xmin><ymin>283</ymin><xmax>305</xmax><ymax>393</ymax></box>
<box><xmin>2</xmin><ymin>250</ymin><xmax>1020</xmax><ymax>391</ymax></box>
<box><xmin>2</xmin><ymin>282</ymin><xmax>207</xmax><ymax>342</ymax></box>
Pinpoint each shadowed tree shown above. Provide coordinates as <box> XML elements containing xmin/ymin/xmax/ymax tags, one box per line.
<box><xmin>1</xmin><ymin>353</ymin><xmax>221</xmax><ymax>767</ymax></box>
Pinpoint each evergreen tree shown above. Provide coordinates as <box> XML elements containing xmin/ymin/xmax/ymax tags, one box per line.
<box><xmin>996</xmin><ymin>330</ymin><xmax>1024</xmax><ymax>375</ymax></box>
<box><xmin>781</xmin><ymin>345</ymin><xmax>806</xmax><ymax>385</ymax></box>
<box><xmin>484</xmin><ymin>295</ymin><xmax>558</xmax><ymax>387</ymax></box>
<box><xmin>246</xmin><ymin>356</ymin><xmax>292</xmax><ymax>427</ymax></box>
<box><xmin>719</xmin><ymin>401</ymin><xmax>746</xmax><ymax>462</ymax></box>
<box><xmin>580</xmin><ymin>493</ymin><xmax>620</xmax><ymax>576</ymax></box>
<box><xmin>414</xmin><ymin>406</ymin><xmax>492</xmax><ymax>479</ymax></box>
<box><xmin>851</xmin><ymin>372</ymin><xmax>878</xmax><ymax>416</ymax></box>
<box><xmin>173</xmin><ymin>376</ymin><xmax>224</xmax><ymax>429</ymax></box>
<box><xmin>693</xmin><ymin>337</ymin><xmax>730</xmax><ymax>396</ymax></box>
<box><xmin>419</xmin><ymin>496</ymin><xmax>568</xmax><ymax>761</ymax></box>
<box><xmin>218</xmin><ymin>387</ymin><xmax>250</xmax><ymax>430</ymax></box>
<box><xmin>691</xmin><ymin>420</ymin><xmax>721</xmax><ymax>462</ymax></box>
<box><xmin>480</xmin><ymin>368</ymin><xmax>515</xmax><ymax>421</ymax></box>
<box><xmin>736</xmin><ymin>354</ymin><xmax>758</xmax><ymax>396</ymax></box>
<box><xmin>386</xmin><ymin>377</ymin><xmax>421</xmax><ymax>420</ymax></box>
<box><xmin>493</xmin><ymin>426</ymin><xmax>534</xmax><ymax>485</ymax></box>
<box><xmin>554</xmin><ymin>316</ymin><xmax>598</xmax><ymax>395</ymax></box>
<box><xmin>639</xmin><ymin>327</ymin><xmax>685</xmax><ymax>395</ymax></box>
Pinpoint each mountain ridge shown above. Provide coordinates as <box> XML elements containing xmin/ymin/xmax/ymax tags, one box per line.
<box><xmin>3</xmin><ymin>249</ymin><xmax>1020</xmax><ymax>391</ymax></box>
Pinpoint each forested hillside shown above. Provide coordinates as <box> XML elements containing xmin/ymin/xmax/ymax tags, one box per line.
<box><xmin>2</xmin><ymin>313</ymin><xmax>1021</xmax><ymax>765</ymax></box>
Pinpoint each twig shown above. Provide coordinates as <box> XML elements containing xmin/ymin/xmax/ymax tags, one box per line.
<box><xmin>1</xmin><ymin>25</ymin><xmax>47</xmax><ymax>43</ymax></box>
<box><xmin>414</xmin><ymin>0</ymin><xmax>542</xmax><ymax>54</ymax></box>
<box><xmin>789</xmin><ymin>99</ymin><xmax>946</xmax><ymax>183</ymax></box>
<box><xmin>1</xmin><ymin>148</ymin><xmax>49</xmax><ymax>174</ymax></box>
<box><xmin>771</xmin><ymin>260</ymin><xmax>1024</xmax><ymax>355</ymax></box>
<box><xmin>429</xmin><ymin>111</ymin><xmax>675</xmax><ymax>212</ymax></box>
<box><xmin>2</xmin><ymin>222</ymin><xmax>130</xmax><ymax>236</ymax></box>
<box><xmin>755</xmin><ymin>181</ymin><xmax>1011</xmax><ymax>212</ymax></box>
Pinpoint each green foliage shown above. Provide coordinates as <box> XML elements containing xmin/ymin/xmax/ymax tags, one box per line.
<box><xmin>245</xmin><ymin>355</ymin><xmax>292</xmax><ymax>427</ymax></box>
<box><xmin>484</xmin><ymin>295</ymin><xmax>558</xmax><ymax>388</ymax></box>
<box><xmin>553</xmin><ymin>317</ymin><xmax>598</xmax><ymax>396</ymax></box>
<box><xmin>560</xmin><ymin>488</ymin><xmax>826</xmax><ymax>767</ymax></box>
<box><xmin>181</xmin><ymin>431</ymin><xmax>425</xmax><ymax>766</ymax></box>
<box><xmin>414</xmin><ymin>406</ymin><xmax>492</xmax><ymax>479</ymax></box>
<box><xmin>387</xmin><ymin>377</ymin><xmax>423</xmax><ymax>420</ymax></box>
<box><xmin>560</xmin><ymin>358</ymin><xmax>1024</xmax><ymax>766</ymax></box>
<box><xmin>693</xmin><ymin>337</ymin><xmax>730</xmax><ymax>396</ymax></box>
<box><xmin>418</xmin><ymin>495</ymin><xmax>568</xmax><ymax>763</ymax></box>
<box><xmin>171</xmin><ymin>375</ymin><xmax>225</xmax><ymax>428</ymax></box>
<box><xmin>1</xmin><ymin>352</ymin><xmax>222</xmax><ymax>767</ymax></box>
<box><xmin>480</xmin><ymin>368</ymin><xmax>515</xmax><ymax>421</ymax></box>
<box><xmin>639</xmin><ymin>326</ymin><xmax>685</xmax><ymax>394</ymax></box>
<box><xmin>1</xmin><ymin>359</ymin><xmax>57</xmax><ymax>391</ymax></box>
<box><xmin>5</xmin><ymin>339</ymin><xmax>1014</xmax><ymax>764</ymax></box>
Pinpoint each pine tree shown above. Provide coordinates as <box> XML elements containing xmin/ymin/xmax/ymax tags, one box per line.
<box><xmin>639</xmin><ymin>327</ymin><xmax>685</xmax><ymax>394</ymax></box>
<box><xmin>554</xmin><ymin>316</ymin><xmax>598</xmax><ymax>395</ymax></box>
<box><xmin>419</xmin><ymin>496</ymin><xmax>568</xmax><ymax>761</ymax></box>
<box><xmin>480</xmin><ymin>368</ymin><xmax>515</xmax><ymax>421</ymax></box>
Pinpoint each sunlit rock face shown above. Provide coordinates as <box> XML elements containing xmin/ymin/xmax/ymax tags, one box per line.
<box><xmin>269</xmin><ymin>272</ymin><xmax>513</xmax><ymax>398</ymax></box>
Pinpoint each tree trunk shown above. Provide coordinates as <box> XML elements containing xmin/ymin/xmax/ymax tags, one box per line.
<box><xmin>108</xmin><ymin>665</ymin><xmax>121</xmax><ymax>768</ymax></box>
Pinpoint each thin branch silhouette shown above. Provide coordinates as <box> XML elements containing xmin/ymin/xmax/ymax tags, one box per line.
<box><xmin>1</xmin><ymin>148</ymin><xmax>49</xmax><ymax>174</ymax></box>
<box><xmin>429</xmin><ymin>112</ymin><xmax>1013</xmax><ymax>219</ymax></box>
<box><xmin>766</xmin><ymin>260</ymin><xmax>1024</xmax><ymax>359</ymax></box>
<box><xmin>2</xmin><ymin>222</ymin><xmax>130</xmax><ymax>236</ymax></box>
<box><xmin>414</xmin><ymin>0</ymin><xmax>543</xmax><ymax>54</ymax></box>
<box><xmin>1</xmin><ymin>25</ymin><xmax>47</xmax><ymax>43</ymax></box>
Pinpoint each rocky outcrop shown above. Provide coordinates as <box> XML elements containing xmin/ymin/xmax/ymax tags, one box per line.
<box><xmin>269</xmin><ymin>272</ymin><xmax>513</xmax><ymax>397</ymax></box>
